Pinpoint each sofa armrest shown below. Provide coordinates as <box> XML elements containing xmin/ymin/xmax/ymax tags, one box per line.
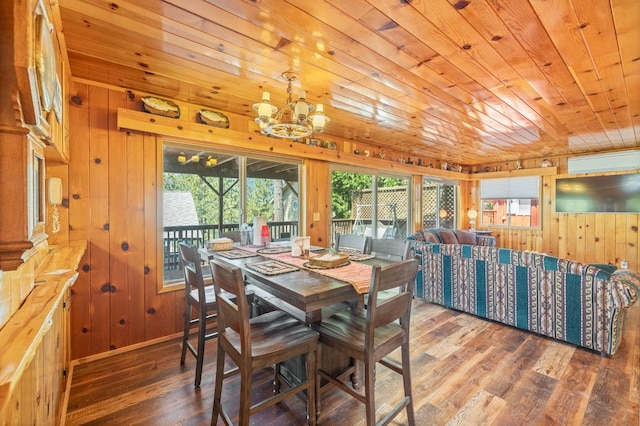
<box><xmin>476</xmin><ymin>235</ymin><xmax>496</xmax><ymax>247</ymax></box>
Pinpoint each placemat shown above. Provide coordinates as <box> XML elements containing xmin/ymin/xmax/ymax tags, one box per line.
<box><xmin>348</xmin><ymin>253</ymin><xmax>376</xmax><ymax>261</ymax></box>
<box><xmin>303</xmin><ymin>260</ymin><xmax>351</xmax><ymax>270</ymax></box>
<box><xmin>244</xmin><ymin>260</ymin><xmax>299</xmax><ymax>276</ymax></box>
<box><xmin>214</xmin><ymin>249</ymin><xmax>259</xmax><ymax>259</ymax></box>
<box><xmin>257</xmin><ymin>246</ymin><xmax>292</xmax><ymax>255</ymax></box>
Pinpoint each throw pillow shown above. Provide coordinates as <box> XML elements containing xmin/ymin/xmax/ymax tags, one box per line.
<box><xmin>438</xmin><ymin>229</ymin><xmax>459</xmax><ymax>244</ymax></box>
<box><xmin>455</xmin><ymin>230</ymin><xmax>477</xmax><ymax>245</ymax></box>
<box><xmin>423</xmin><ymin>230</ymin><xmax>441</xmax><ymax>243</ymax></box>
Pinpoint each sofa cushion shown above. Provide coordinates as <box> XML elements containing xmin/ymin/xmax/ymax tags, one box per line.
<box><xmin>438</xmin><ymin>229</ymin><xmax>459</xmax><ymax>244</ymax></box>
<box><xmin>422</xmin><ymin>230</ymin><xmax>441</xmax><ymax>243</ymax></box>
<box><xmin>455</xmin><ymin>230</ymin><xmax>477</xmax><ymax>245</ymax></box>
<box><xmin>589</xmin><ymin>263</ymin><xmax>617</xmax><ymax>275</ymax></box>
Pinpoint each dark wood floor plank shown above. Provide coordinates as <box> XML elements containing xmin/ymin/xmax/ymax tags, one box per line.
<box><xmin>64</xmin><ymin>300</ymin><xmax>640</xmax><ymax>425</ymax></box>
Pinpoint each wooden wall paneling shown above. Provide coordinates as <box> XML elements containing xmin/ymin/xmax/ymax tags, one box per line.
<box><xmin>628</xmin><ymin>215</ymin><xmax>639</xmax><ymax>271</ymax></box>
<box><xmin>68</xmin><ymin>82</ymin><xmax>92</xmax><ymax>359</ymax></box>
<box><xmin>575</xmin><ymin>214</ymin><xmax>586</xmax><ymax>262</ymax></box>
<box><xmin>566</xmin><ymin>213</ymin><xmax>578</xmax><ymax>259</ymax></box>
<box><xmin>594</xmin><ymin>213</ymin><xmax>606</xmax><ymax>265</ymax></box>
<box><xmin>88</xmin><ymin>85</ymin><xmax>112</xmax><ymax>354</ymax></box>
<box><xmin>557</xmin><ymin>214</ymin><xmax>568</xmax><ymax>259</ymax></box>
<box><xmin>542</xmin><ymin>176</ymin><xmax>558</xmax><ymax>257</ymax></box>
<box><xmin>615</xmin><ymin>213</ymin><xmax>628</xmax><ymax>269</ymax></box>
<box><xmin>303</xmin><ymin>159</ymin><xmax>331</xmax><ymax>247</ymax></box>
<box><xmin>584</xmin><ymin>214</ymin><xmax>596</xmax><ymax>264</ymax></box>
<box><xmin>143</xmin><ymin>133</ymin><xmax>170</xmax><ymax>339</ymax></box>
<box><xmin>123</xmin><ymin>127</ymin><xmax>146</xmax><ymax>345</ymax></box>
<box><xmin>108</xmin><ymin>89</ymin><xmax>130</xmax><ymax>350</ymax></box>
<box><xmin>604</xmin><ymin>213</ymin><xmax>617</xmax><ymax>266</ymax></box>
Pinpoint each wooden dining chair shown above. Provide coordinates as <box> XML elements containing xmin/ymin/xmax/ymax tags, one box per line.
<box><xmin>313</xmin><ymin>259</ymin><xmax>419</xmax><ymax>426</ymax></box>
<box><xmin>178</xmin><ymin>243</ymin><xmax>218</xmax><ymax>388</ymax></box>
<box><xmin>219</xmin><ymin>230</ymin><xmax>241</xmax><ymax>242</ymax></box>
<box><xmin>335</xmin><ymin>233</ymin><xmax>371</xmax><ymax>254</ymax></box>
<box><xmin>209</xmin><ymin>258</ymin><xmax>319</xmax><ymax>426</ymax></box>
<box><xmin>370</xmin><ymin>239</ymin><xmax>411</xmax><ymax>261</ymax></box>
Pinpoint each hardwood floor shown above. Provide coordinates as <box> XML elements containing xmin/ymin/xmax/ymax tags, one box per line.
<box><xmin>64</xmin><ymin>299</ymin><xmax>639</xmax><ymax>425</ymax></box>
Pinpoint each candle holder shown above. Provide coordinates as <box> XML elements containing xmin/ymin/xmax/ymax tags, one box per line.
<box><xmin>260</xmin><ymin>225</ymin><xmax>271</xmax><ymax>247</ymax></box>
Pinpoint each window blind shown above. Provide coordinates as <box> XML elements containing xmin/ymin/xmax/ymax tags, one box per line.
<box><xmin>480</xmin><ymin>176</ymin><xmax>539</xmax><ymax>199</ymax></box>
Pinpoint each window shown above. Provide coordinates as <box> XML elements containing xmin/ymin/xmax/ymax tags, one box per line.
<box><xmin>161</xmin><ymin>142</ymin><xmax>300</xmax><ymax>287</ymax></box>
<box><xmin>480</xmin><ymin>177</ymin><xmax>539</xmax><ymax>227</ymax></box>
<box><xmin>331</xmin><ymin>167</ymin><xmax>410</xmax><ymax>246</ymax></box>
<box><xmin>422</xmin><ymin>179</ymin><xmax>457</xmax><ymax>229</ymax></box>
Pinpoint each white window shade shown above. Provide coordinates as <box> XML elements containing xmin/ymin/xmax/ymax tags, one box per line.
<box><xmin>481</xmin><ymin>176</ymin><xmax>539</xmax><ymax>199</ymax></box>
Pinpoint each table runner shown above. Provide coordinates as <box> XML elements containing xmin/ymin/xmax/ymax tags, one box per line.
<box><xmin>241</xmin><ymin>245</ymin><xmax>372</xmax><ymax>294</ymax></box>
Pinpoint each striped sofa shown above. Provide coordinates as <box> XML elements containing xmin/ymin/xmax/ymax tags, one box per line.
<box><xmin>410</xmin><ymin>242</ymin><xmax>639</xmax><ymax>355</ymax></box>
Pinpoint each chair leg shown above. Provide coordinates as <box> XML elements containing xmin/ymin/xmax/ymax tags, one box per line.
<box><xmin>194</xmin><ymin>307</ymin><xmax>207</xmax><ymax>387</ymax></box>
<box><xmin>315</xmin><ymin>344</ymin><xmax>322</xmax><ymax>422</ymax></box>
<box><xmin>238</xmin><ymin>364</ymin><xmax>252</xmax><ymax>426</ymax></box>
<box><xmin>364</xmin><ymin>360</ymin><xmax>376</xmax><ymax>426</ymax></box>
<box><xmin>211</xmin><ymin>346</ymin><xmax>226</xmax><ymax>426</ymax></box>
<box><xmin>306</xmin><ymin>347</ymin><xmax>317</xmax><ymax>426</ymax></box>
<box><xmin>273</xmin><ymin>363</ymin><xmax>281</xmax><ymax>394</ymax></box>
<box><xmin>402</xmin><ymin>343</ymin><xmax>415</xmax><ymax>426</ymax></box>
<box><xmin>180</xmin><ymin>302</ymin><xmax>191</xmax><ymax>365</ymax></box>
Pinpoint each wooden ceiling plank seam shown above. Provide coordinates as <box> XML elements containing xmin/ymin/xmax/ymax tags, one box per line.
<box><xmin>528</xmin><ymin>0</ymin><xmax>619</xmax><ymax>148</ymax></box>
<box><xmin>399</xmin><ymin>0</ymin><xmax>572</xmax><ymax>138</ymax></box>
<box><xmin>364</xmin><ymin>0</ymin><xmax>564</xmax><ymax>145</ymax></box>
<box><xmin>569</xmin><ymin>0</ymin><xmax>629</xmax><ymax>143</ymax></box>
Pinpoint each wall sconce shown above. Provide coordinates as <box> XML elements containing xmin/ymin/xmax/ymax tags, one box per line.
<box><xmin>467</xmin><ymin>208</ymin><xmax>478</xmax><ymax>231</ymax></box>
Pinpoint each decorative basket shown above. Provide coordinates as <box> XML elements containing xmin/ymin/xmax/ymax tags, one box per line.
<box><xmin>308</xmin><ymin>252</ymin><xmax>349</xmax><ymax>268</ymax></box>
<box><xmin>207</xmin><ymin>237</ymin><xmax>234</xmax><ymax>251</ymax></box>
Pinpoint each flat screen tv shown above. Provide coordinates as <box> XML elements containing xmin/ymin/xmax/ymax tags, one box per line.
<box><xmin>555</xmin><ymin>173</ymin><xmax>640</xmax><ymax>213</ymax></box>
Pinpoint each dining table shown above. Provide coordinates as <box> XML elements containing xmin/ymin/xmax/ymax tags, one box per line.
<box><xmin>199</xmin><ymin>243</ymin><xmax>398</xmax><ymax>389</ymax></box>
<box><xmin>199</xmin><ymin>243</ymin><xmax>394</xmax><ymax>324</ymax></box>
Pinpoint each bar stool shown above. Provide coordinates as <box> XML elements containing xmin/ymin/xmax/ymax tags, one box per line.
<box><xmin>178</xmin><ymin>243</ymin><xmax>217</xmax><ymax>387</ymax></box>
<box><xmin>209</xmin><ymin>258</ymin><xmax>319</xmax><ymax>426</ymax></box>
<box><xmin>313</xmin><ymin>259</ymin><xmax>419</xmax><ymax>426</ymax></box>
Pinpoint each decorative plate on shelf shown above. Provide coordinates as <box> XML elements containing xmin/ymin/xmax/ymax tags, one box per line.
<box><xmin>141</xmin><ymin>96</ymin><xmax>180</xmax><ymax>118</ymax></box>
<box><xmin>198</xmin><ymin>109</ymin><xmax>230</xmax><ymax>128</ymax></box>
<box><xmin>36</xmin><ymin>12</ymin><xmax>56</xmax><ymax>113</ymax></box>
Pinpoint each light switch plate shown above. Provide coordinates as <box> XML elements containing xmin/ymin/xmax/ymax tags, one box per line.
<box><xmin>313</xmin><ymin>212</ymin><xmax>320</xmax><ymax>221</ymax></box>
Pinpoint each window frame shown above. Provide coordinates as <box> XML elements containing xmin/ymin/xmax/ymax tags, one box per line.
<box><xmin>480</xmin><ymin>176</ymin><xmax>540</xmax><ymax>228</ymax></box>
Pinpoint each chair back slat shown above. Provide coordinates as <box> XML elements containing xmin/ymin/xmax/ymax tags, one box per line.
<box><xmin>370</xmin><ymin>239</ymin><xmax>411</xmax><ymax>261</ymax></box>
<box><xmin>335</xmin><ymin>233</ymin><xmax>371</xmax><ymax>254</ymax></box>
<box><xmin>210</xmin><ymin>258</ymin><xmax>251</xmax><ymax>351</ymax></box>
<box><xmin>366</xmin><ymin>259</ymin><xmax>418</xmax><ymax>335</ymax></box>
<box><xmin>179</xmin><ymin>243</ymin><xmax>207</xmax><ymax>300</ymax></box>
<box><xmin>372</xmin><ymin>292</ymin><xmax>413</xmax><ymax>328</ymax></box>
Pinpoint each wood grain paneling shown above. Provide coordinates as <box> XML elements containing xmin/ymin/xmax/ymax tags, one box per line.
<box><xmin>64</xmin><ymin>81</ymin><xmax>639</xmax><ymax>360</ymax></box>
<box><xmin>55</xmin><ymin>0</ymin><xmax>640</xmax><ymax>165</ymax></box>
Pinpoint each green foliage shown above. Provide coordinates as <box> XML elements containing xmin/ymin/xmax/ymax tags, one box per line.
<box><xmin>331</xmin><ymin>171</ymin><xmax>372</xmax><ymax>218</ymax></box>
<box><xmin>163</xmin><ymin>173</ymin><xmax>239</xmax><ymax>224</ymax></box>
<box><xmin>246</xmin><ymin>178</ymin><xmax>275</xmax><ymax>219</ymax></box>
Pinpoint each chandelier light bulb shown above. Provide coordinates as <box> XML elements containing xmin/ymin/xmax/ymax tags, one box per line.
<box><xmin>294</xmin><ymin>90</ymin><xmax>310</xmax><ymax>122</ymax></box>
<box><xmin>311</xmin><ymin>104</ymin><xmax>330</xmax><ymax>134</ymax></box>
<box><xmin>177</xmin><ymin>152</ymin><xmax>186</xmax><ymax>164</ymax></box>
<box><xmin>257</xmin><ymin>91</ymin><xmax>274</xmax><ymax>122</ymax></box>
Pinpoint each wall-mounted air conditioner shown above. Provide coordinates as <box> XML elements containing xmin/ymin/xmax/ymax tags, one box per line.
<box><xmin>568</xmin><ymin>150</ymin><xmax>640</xmax><ymax>174</ymax></box>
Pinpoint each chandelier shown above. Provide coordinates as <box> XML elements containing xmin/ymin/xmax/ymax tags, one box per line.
<box><xmin>253</xmin><ymin>71</ymin><xmax>330</xmax><ymax>139</ymax></box>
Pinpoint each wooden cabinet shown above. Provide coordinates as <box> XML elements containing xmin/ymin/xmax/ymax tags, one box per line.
<box><xmin>0</xmin><ymin>241</ymin><xmax>85</xmax><ymax>424</ymax></box>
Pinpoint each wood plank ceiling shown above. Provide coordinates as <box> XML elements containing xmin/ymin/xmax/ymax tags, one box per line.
<box><xmin>56</xmin><ymin>0</ymin><xmax>640</xmax><ymax>166</ymax></box>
